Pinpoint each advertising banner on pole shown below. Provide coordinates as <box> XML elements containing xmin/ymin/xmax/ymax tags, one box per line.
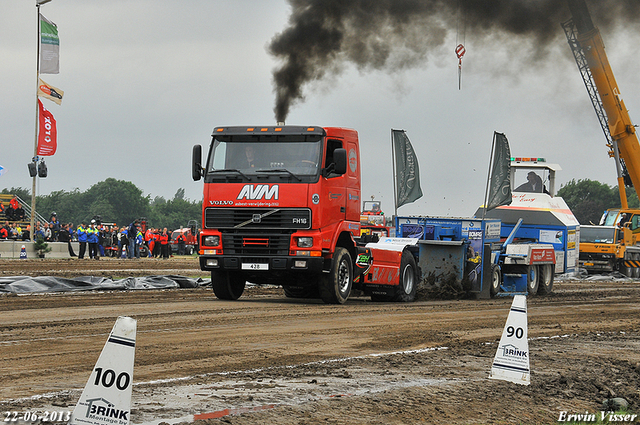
<box><xmin>40</xmin><ymin>13</ymin><xmax>60</xmax><ymax>74</ymax></box>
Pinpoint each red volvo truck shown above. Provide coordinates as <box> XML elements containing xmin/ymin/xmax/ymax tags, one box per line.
<box><xmin>192</xmin><ymin>125</ymin><xmax>404</xmax><ymax>304</ymax></box>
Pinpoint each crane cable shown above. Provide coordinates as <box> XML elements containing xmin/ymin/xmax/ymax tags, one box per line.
<box><xmin>455</xmin><ymin>1</ymin><xmax>467</xmax><ymax>90</ymax></box>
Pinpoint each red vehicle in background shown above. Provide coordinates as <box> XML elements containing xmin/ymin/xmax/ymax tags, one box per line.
<box><xmin>170</xmin><ymin>220</ymin><xmax>199</xmax><ymax>255</ymax></box>
<box><xmin>360</xmin><ymin>200</ymin><xmax>391</xmax><ymax>239</ymax></box>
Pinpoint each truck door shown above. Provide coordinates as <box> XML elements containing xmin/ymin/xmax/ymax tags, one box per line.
<box><xmin>321</xmin><ymin>139</ymin><xmax>347</xmax><ymax>229</ymax></box>
<box><xmin>345</xmin><ymin>139</ymin><xmax>361</xmax><ymax>223</ymax></box>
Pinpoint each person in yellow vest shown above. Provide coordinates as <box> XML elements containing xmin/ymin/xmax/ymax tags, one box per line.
<box><xmin>87</xmin><ymin>220</ymin><xmax>100</xmax><ymax>260</ymax></box>
<box><xmin>77</xmin><ymin>222</ymin><xmax>88</xmax><ymax>259</ymax></box>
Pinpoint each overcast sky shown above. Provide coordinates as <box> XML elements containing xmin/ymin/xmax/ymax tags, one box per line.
<box><xmin>2</xmin><ymin>0</ymin><xmax>640</xmax><ymax>219</ymax></box>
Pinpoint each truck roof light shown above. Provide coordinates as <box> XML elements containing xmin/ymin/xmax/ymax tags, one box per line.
<box><xmin>275</xmin><ymin>128</ymin><xmax>282</xmax><ymax>132</ymax></box>
<box><xmin>307</xmin><ymin>127</ymin><xmax>315</xmax><ymax>131</ymax></box>
<box><xmin>216</xmin><ymin>128</ymin><xmax>224</xmax><ymax>132</ymax></box>
<box><xmin>246</xmin><ymin>127</ymin><xmax>254</xmax><ymax>131</ymax></box>
<box><xmin>511</xmin><ymin>157</ymin><xmax>546</xmax><ymax>162</ymax></box>
<box><xmin>260</xmin><ymin>128</ymin><xmax>268</xmax><ymax>132</ymax></box>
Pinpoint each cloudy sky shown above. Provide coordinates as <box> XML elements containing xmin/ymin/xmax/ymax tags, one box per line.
<box><xmin>2</xmin><ymin>0</ymin><xmax>640</xmax><ymax>219</ymax></box>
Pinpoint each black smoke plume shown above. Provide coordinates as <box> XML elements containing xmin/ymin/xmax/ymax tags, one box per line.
<box><xmin>269</xmin><ymin>0</ymin><xmax>640</xmax><ymax>122</ymax></box>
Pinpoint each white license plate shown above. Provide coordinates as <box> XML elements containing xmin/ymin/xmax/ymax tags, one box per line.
<box><xmin>241</xmin><ymin>263</ymin><xmax>269</xmax><ymax>270</ymax></box>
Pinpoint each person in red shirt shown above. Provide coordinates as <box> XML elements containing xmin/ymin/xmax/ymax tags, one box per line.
<box><xmin>145</xmin><ymin>228</ymin><xmax>154</xmax><ymax>258</ymax></box>
<box><xmin>159</xmin><ymin>228</ymin><xmax>171</xmax><ymax>259</ymax></box>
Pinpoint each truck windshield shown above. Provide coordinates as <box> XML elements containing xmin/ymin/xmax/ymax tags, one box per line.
<box><xmin>207</xmin><ymin>139</ymin><xmax>322</xmax><ymax>177</ymax></box>
<box><xmin>600</xmin><ymin>209</ymin><xmax>620</xmax><ymax>226</ymax></box>
<box><xmin>580</xmin><ymin>226</ymin><xmax>616</xmax><ymax>243</ymax></box>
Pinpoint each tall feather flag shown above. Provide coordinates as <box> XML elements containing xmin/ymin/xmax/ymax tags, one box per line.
<box><xmin>39</xmin><ymin>13</ymin><xmax>59</xmax><ymax>74</ymax></box>
<box><xmin>37</xmin><ymin>100</ymin><xmax>57</xmax><ymax>156</ymax></box>
<box><xmin>485</xmin><ymin>132</ymin><xmax>512</xmax><ymax>211</ymax></box>
<box><xmin>392</xmin><ymin>129</ymin><xmax>423</xmax><ymax>209</ymax></box>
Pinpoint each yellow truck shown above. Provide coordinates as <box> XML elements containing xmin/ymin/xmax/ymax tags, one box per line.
<box><xmin>579</xmin><ymin>212</ymin><xmax>640</xmax><ymax>276</ymax></box>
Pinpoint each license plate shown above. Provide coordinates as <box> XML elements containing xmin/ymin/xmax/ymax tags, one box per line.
<box><xmin>242</xmin><ymin>263</ymin><xmax>269</xmax><ymax>270</ymax></box>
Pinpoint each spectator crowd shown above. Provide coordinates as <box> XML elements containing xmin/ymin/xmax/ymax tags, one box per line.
<box><xmin>1</xmin><ymin>204</ymin><xmax>196</xmax><ymax>260</ymax></box>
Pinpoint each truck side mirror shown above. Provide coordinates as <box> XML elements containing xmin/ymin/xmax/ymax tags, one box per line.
<box><xmin>192</xmin><ymin>145</ymin><xmax>202</xmax><ymax>181</ymax></box>
<box><xmin>333</xmin><ymin>148</ymin><xmax>347</xmax><ymax>175</ymax></box>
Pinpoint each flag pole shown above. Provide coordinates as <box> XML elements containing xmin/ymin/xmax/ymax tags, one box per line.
<box><xmin>391</xmin><ymin>129</ymin><xmax>398</xmax><ymax>219</ymax></box>
<box><xmin>31</xmin><ymin>2</ymin><xmax>46</xmax><ymax>239</ymax></box>
<box><xmin>482</xmin><ymin>132</ymin><xmax>498</xmax><ymax>221</ymax></box>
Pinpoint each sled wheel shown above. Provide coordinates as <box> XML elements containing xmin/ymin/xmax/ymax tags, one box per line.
<box><xmin>319</xmin><ymin>247</ymin><xmax>353</xmax><ymax>304</ymax></box>
<box><xmin>490</xmin><ymin>264</ymin><xmax>501</xmax><ymax>298</ymax></box>
<box><xmin>527</xmin><ymin>265</ymin><xmax>539</xmax><ymax>295</ymax></box>
<box><xmin>537</xmin><ymin>264</ymin><xmax>554</xmax><ymax>295</ymax></box>
<box><xmin>211</xmin><ymin>271</ymin><xmax>246</xmax><ymax>300</ymax></box>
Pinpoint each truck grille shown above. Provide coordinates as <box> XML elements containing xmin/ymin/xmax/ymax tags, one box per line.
<box><xmin>221</xmin><ymin>232</ymin><xmax>291</xmax><ymax>255</ymax></box>
<box><xmin>205</xmin><ymin>208</ymin><xmax>311</xmax><ymax>230</ymax></box>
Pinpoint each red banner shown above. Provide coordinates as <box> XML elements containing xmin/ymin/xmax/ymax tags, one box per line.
<box><xmin>37</xmin><ymin>99</ymin><xmax>57</xmax><ymax>156</ymax></box>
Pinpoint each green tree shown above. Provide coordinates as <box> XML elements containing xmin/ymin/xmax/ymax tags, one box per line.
<box><xmin>37</xmin><ymin>189</ymin><xmax>84</xmax><ymax>225</ymax></box>
<box><xmin>148</xmin><ymin>197</ymin><xmax>201</xmax><ymax>230</ymax></box>
<box><xmin>3</xmin><ymin>180</ymin><xmax>201</xmax><ymax>231</ymax></box>
<box><xmin>557</xmin><ymin>179</ymin><xmax>624</xmax><ymax>224</ymax></box>
<box><xmin>1</xmin><ymin>187</ymin><xmax>30</xmax><ymax>201</ymax></box>
<box><xmin>83</xmin><ymin>178</ymin><xmax>150</xmax><ymax>226</ymax></box>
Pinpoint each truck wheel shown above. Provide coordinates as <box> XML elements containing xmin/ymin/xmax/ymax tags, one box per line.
<box><xmin>527</xmin><ymin>265</ymin><xmax>539</xmax><ymax>295</ymax></box>
<box><xmin>392</xmin><ymin>250</ymin><xmax>418</xmax><ymax>302</ymax></box>
<box><xmin>537</xmin><ymin>264</ymin><xmax>554</xmax><ymax>295</ymax></box>
<box><xmin>211</xmin><ymin>271</ymin><xmax>246</xmax><ymax>300</ymax></box>
<box><xmin>490</xmin><ymin>264</ymin><xmax>501</xmax><ymax>298</ymax></box>
<box><xmin>319</xmin><ymin>247</ymin><xmax>353</xmax><ymax>304</ymax></box>
<box><xmin>283</xmin><ymin>285</ymin><xmax>320</xmax><ymax>299</ymax></box>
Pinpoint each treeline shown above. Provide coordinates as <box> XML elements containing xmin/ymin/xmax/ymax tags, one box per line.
<box><xmin>4</xmin><ymin>177</ymin><xmax>636</xmax><ymax>229</ymax></box>
<box><xmin>557</xmin><ymin>178</ymin><xmax>639</xmax><ymax>224</ymax></box>
<box><xmin>2</xmin><ymin>178</ymin><xmax>202</xmax><ymax>230</ymax></box>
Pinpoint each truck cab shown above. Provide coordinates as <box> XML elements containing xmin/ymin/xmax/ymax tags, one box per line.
<box><xmin>579</xmin><ymin>210</ymin><xmax>640</xmax><ymax>276</ymax></box>
<box><xmin>192</xmin><ymin>125</ymin><xmax>369</xmax><ymax>303</ymax></box>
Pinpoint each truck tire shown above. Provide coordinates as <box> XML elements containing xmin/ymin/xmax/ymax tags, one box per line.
<box><xmin>490</xmin><ymin>264</ymin><xmax>501</xmax><ymax>298</ymax></box>
<box><xmin>283</xmin><ymin>284</ymin><xmax>320</xmax><ymax>299</ymax></box>
<box><xmin>319</xmin><ymin>247</ymin><xmax>353</xmax><ymax>304</ymax></box>
<box><xmin>527</xmin><ymin>265</ymin><xmax>539</xmax><ymax>295</ymax></box>
<box><xmin>211</xmin><ymin>271</ymin><xmax>246</xmax><ymax>300</ymax></box>
<box><xmin>537</xmin><ymin>264</ymin><xmax>554</xmax><ymax>295</ymax></box>
<box><xmin>392</xmin><ymin>250</ymin><xmax>418</xmax><ymax>302</ymax></box>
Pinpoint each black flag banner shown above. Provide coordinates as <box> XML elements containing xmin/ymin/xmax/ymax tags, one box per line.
<box><xmin>393</xmin><ymin>130</ymin><xmax>423</xmax><ymax>208</ymax></box>
<box><xmin>486</xmin><ymin>132</ymin><xmax>512</xmax><ymax>211</ymax></box>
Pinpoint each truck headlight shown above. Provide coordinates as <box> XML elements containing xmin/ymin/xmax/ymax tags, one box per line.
<box><xmin>203</xmin><ymin>235</ymin><xmax>220</xmax><ymax>246</ymax></box>
<box><xmin>296</xmin><ymin>237</ymin><xmax>313</xmax><ymax>248</ymax></box>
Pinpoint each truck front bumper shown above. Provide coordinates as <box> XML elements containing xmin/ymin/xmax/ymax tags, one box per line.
<box><xmin>199</xmin><ymin>255</ymin><xmax>326</xmax><ymax>274</ymax></box>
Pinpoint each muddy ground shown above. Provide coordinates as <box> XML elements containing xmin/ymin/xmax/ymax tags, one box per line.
<box><xmin>0</xmin><ymin>257</ymin><xmax>639</xmax><ymax>424</ymax></box>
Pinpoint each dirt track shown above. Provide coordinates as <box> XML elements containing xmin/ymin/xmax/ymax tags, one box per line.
<box><xmin>0</xmin><ymin>258</ymin><xmax>639</xmax><ymax>424</ymax></box>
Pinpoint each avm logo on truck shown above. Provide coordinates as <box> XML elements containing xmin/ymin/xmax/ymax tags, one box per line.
<box><xmin>237</xmin><ymin>184</ymin><xmax>279</xmax><ymax>200</ymax></box>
